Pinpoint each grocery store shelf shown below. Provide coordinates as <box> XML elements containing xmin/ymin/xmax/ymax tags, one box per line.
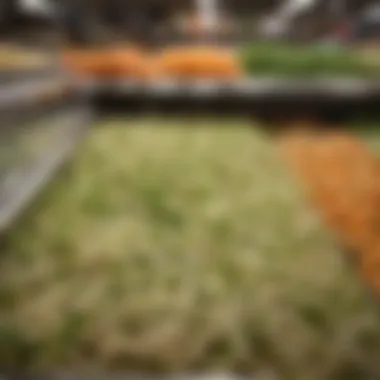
<box><xmin>88</xmin><ymin>77</ymin><xmax>380</xmax><ymax>97</ymax></box>
<box><xmin>90</xmin><ymin>77</ymin><xmax>380</xmax><ymax>121</ymax></box>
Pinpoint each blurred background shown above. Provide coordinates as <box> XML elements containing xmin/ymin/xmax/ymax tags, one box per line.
<box><xmin>1</xmin><ymin>0</ymin><xmax>380</xmax><ymax>45</ymax></box>
<box><xmin>0</xmin><ymin>1</ymin><xmax>379</xmax><ymax>379</ymax></box>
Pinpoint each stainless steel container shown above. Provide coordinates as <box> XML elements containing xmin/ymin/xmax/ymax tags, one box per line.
<box><xmin>0</xmin><ymin>65</ymin><xmax>92</xmax><ymax>231</ymax></box>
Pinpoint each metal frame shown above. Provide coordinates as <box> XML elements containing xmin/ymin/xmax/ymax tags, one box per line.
<box><xmin>0</xmin><ymin>69</ymin><xmax>92</xmax><ymax>232</ymax></box>
<box><xmin>90</xmin><ymin>77</ymin><xmax>380</xmax><ymax>121</ymax></box>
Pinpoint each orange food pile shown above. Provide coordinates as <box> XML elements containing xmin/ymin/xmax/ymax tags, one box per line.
<box><xmin>62</xmin><ymin>49</ymin><xmax>111</xmax><ymax>77</ymax></box>
<box><xmin>155</xmin><ymin>46</ymin><xmax>242</xmax><ymax>80</ymax></box>
<box><xmin>278</xmin><ymin>129</ymin><xmax>380</xmax><ymax>293</ymax></box>
<box><xmin>62</xmin><ymin>46</ymin><xmax>242</xmax><ymax>80</ymax></box>
<box><xmin>62</xmin><ymin>46</ymin><xmax>151</xmax><ymax>79</ymax></box>
<box><xmin>109</xmin><ymin>48</ymin><xmax>154</xmax><ymax>79</ymax></box>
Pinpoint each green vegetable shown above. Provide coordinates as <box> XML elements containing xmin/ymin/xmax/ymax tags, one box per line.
<box><xmin>241</xmin><ymin>43</ymin><xmax>380</xmax><ymax>78</ymax></box>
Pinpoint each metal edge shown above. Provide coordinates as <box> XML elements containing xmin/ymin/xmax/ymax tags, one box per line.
<box><xmin>87</xmin><ymin>77</ymin><xmax>380</xmax><ymax>98</ymax></box>
<box><xmin>0</xmin><ymin>105</ymin><xmax>92</xmax><ymax>232</ymax></box>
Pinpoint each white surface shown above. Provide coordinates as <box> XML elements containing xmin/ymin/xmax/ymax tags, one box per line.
<box><xmin>196</xmin><ymin>0</ymin><xmax>219</xmax><ymax>32</ymax></box>
<box><xmin>260</xmin><ymin>0</ymin><xmax>319</xmax><ymax>37</ymax></box>
<box><xmin>18</xmin><ymin>0</ymin><xmax>55</xmax><ymax>16</ymax></box>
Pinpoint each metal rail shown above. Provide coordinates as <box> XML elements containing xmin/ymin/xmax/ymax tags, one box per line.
<box><xmin>90</xmin><ymin>77</ymin><xmax>380</xmax><ymax>121</ymax></box>
<box><xmin>89</xmin><ymin>77</ymin><xmax>380</xmax><ymax>96</ymax></box>
<box><xmin>0</xmin><ymin>69</ymin><xmax>92</xmax><ymax>232</ymax></box>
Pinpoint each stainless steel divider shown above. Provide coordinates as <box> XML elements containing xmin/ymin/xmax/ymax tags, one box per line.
<box><xmin>90</xmin><ymin>78</ymin><xmax>380</xmax><ymax>99</ymax></box>
<box><xmin>0</xmin><ymin>70</ymin><xmax>92</xmax><ymax>232</ymax></box>
<box><xmin>91</xmin><ymin>78</ymin><xmax>380</xmax><ymax>121</ymax></box>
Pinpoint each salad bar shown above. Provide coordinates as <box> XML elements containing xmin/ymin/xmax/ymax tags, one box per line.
<box><xmin>0</xmin><ymin>42</ymin><xmax>379</xmax><ymax>231</ymax></box>
<box><xmin>65</xmin><ymin>44</ymin><xmax>379</xmax><ymax>120</ymax></box>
